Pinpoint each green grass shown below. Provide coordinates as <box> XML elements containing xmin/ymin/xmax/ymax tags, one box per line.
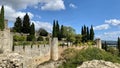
<box><xmin>59</xmin><ymin>47</ymin><xmax>120</xmax><ymax>68</ymax></box>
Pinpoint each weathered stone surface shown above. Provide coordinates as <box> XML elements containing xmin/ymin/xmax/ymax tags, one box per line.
<box><xmin>37</xmin><ymin>60</ymin><xmax>64</xmax><ymax>68</ymax></box>
<box><xmin>77</xmin><ymin>60</ymin><xmax>120</xmax><ymax>68</ymax></box>
<box><xmin>0</xmin><ymin>53</ymin><xmax>24</xmax><ymax>68</ymax></box>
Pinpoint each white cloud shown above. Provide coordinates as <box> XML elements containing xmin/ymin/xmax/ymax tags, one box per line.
<box><xmin>0</xmin><ymin>5</ymin><xmax>34</xmax><ymax>22</ymax></box>
<box><xmin>93</xmin><ymin>24</ymin><xmax>110</xmax><ymax>30</ymax></box>
<box><xmin>32</xmin><ymin>21</ymin><xmax>52</xmax><ymax>32</ymax></box>
<box><xmin>41</xmin><ymin>0</ymin><xmax>65</xmax><ymax>10</ymax></box>
<box><xmin>95</xmin><ymin>31</ymin><xmax>120</xmax><ymax>40</ymax></box>
<box><xmin>69</xmin><ymin>3</ymin><xmax>77</xmax><ymax>8</ymax></box>
<box><xmin>105</xmin><ymin>19</ymin><xmax>120</xmax><ymax>26</ymax></box>
<box><xmin>0</xmin><ymin>0</ymin><xmax>65</xmax><ymax>11</ymax></box>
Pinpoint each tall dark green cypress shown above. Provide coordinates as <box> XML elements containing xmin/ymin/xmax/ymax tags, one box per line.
<box><xmin>81</xmin><ymin>26</ymin><xmax>84</xmax><ymax>42</ymax></box>
<box><xmin>22</xmin><ymin>13</ymin><xmax>30</xmax><ymax>33</ymax></box>
<box><xmin>52</xmin><ymin>20</ymin><xmax>56</xmax><ymax>37</ymax></box>
<box><xmin>83</xmin><ymin>25</ymin><xmax>87</xmax><ymax>42</ymax></box>
<box><xmin>0</xmin><ymin>5</ymin><xmax>5</xmax><ymax>30</ymax></box>
<box><xmin>117</xmin><ymin>37</ymin><xmax>120</xmax><ymax>55</ymax></box>
<box><xmin>87</xmin><ymin>27</ymin><xmax>90</xmax><ymax>41</ymax></box>
<box><xmin>60</xmin><ymin>25</ymin><xmax>65</xmax><ymax>38</ymax></box>
<box><xmin>90</xmin><ymin>25</ymin><xmax>94</xmax><ymax>41</ymax></box>
<box><xmin>14</xmin><ymin>17</ymin><xmax>22</xmax><ymax>33</ymax></box>
<box><xmin>104</xmin><ymin>41</ymin><xmax>107</xmax><ymax>51</ymax></box>
<box><xmin>30</xmin><ymin>23</ymin><xmax>35</xmax><ymax>35</ymax></box>
<box><xmin>56</xmin><ymin>20</ymin><xmax>60</xmax><ymax>40</ymax></box>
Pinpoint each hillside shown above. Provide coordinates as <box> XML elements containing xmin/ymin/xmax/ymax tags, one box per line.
<box><xmin>59</xmin><ymin>47</ymin><xmax>120</xmax><ymax>68</ymax></box>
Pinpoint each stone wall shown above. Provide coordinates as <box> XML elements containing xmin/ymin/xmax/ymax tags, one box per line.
<box><xmin>0</xmin><ymin>29</ymin><xmax>13</xmax><ymax>53</ymax></box>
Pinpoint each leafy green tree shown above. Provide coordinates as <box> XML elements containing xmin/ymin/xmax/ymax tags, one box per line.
<box><xmin>39</xmin><ymin>28</ymin><xmax>48</xmax><ymax>36</ymax></box>
<box><xmin>75</xmin><ymin>34</ymin><xmax>82</xmax><ymax>45</ymax></box>
<box><xmin>22</xmin><ymin>13</ymin><xmax>30</xmax><ymax>33</ymax></box>
<box><xmin>14</xmin><ymin>17</ymin><xmax>22</xmax><ymax>32</ymax></box>
<box><xmin>64</xmin><ymin>26</ymin><xmax>76</xmax><ymax>43</ymax></box>
<box><xmin>0</xmin><ymin>5</ymin><xmax>5</xmax><ymax>30</ymax></box>
<box><xmin>90</xmin><ymin>25</ymin><xmax>94</xmax><ymax>41</ymax></box>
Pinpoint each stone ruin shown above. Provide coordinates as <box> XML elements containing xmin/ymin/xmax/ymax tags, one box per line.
<box><xmin>96</xmin><ymin>38</ymin><xmax>102</xmax><ymax>49</ymax></box>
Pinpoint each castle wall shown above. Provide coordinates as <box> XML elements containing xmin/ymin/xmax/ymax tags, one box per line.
<box><xmin>0</xmin><ymin>29</ymin><xmax>13</xmax><ymax>52</ymax></box>
<box><xmin>14</xmin><ymin>45</ymin><xmax>51</xmax><ymax>68</ymax></box>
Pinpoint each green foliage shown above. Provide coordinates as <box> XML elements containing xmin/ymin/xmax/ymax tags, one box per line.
<box><xmin>117</xmin><ymin>37</ymin><xmax>120</xmax><ymax>55</ymax></box>
<box><xmin>107</xmin><ymin>47</ymin><xmax>119</xmax><ymax>56</ymax></box>
<box><xmin>22</xmin><ymin>13</ymin><xmax>30</xmax><ymax>33</ymax></box>
<box><xmin>45</xmin><ymin>37</ymin><xmax>49</xmax><ymax>41</ymax></box>
<box><xmin>90</xmin><ymin>25</ymin><xmax>94</xmax><ymax>41</ymax></box>
<box><xmin>13</xmin><ymin>17</ymin><xmax>22</xmax><ymax>32</ymax></box>
<box><xmin>75</xmin><ymin>34</ymin><xmax>82</xmax><ymax>45</ymax></box>
<box><xmin>37</xmin><ymin>36</ymin><xmax>44</xmax><ymax>41</ymax></box>
<box><xmin>13</xmin><ymin>35</ymin><xmax>26</xmax><ymax>41</ymax></box>
<box><xmin>81</xmin><ymin>25</ymin><xmax>94</xmax><ymax>42</ymax></box>
<box><xmin>102</xmin><ymin>41</ymin><xmax>108</xmax><ymax>51</ymax></box>
<box><xmin>59</xmin><ymin>47</ymin><xmax>120</xmax><ymax>68</ymax></box>
<box><xmin>52</xmin><ymin>20</ymin><xmax>60</xmax><ymax>39</ymax></box>
<box><xmin>30</xmin><ymin>23</ymin><xmax>35</xmax><ymax>35</ymax></box>
<box><xmin>39</xmin><ymin>28</ymin><xmax>48</xmax><ymax>36</ymax></box>
<box><xmin>27</xmin><ymin>35</ymin><xmax>35</xmax><ymax>41</ymax></box>
<box><xmin>60</xmin><ymin>25</ymin><xmax>66</xmax><ymax>38</ymax></box>
<box><xmin>0</xmin><ymin>5</ymin><xmax>5</xmax><ymax>30</ymax></box>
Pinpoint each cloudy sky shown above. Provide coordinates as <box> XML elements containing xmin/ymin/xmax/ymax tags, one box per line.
<box><xmin>0</xmin><ymin>0</ymin><xmax>120</xmax><ymax>41</ymax></box>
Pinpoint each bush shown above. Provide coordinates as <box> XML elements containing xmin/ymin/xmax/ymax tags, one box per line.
<box><xmin>59</xmin><ymin>47</ymin><xmax>120</xmax><ymax>68</ymax></box>
<box><xmin>37</xmin><ymin>36</ymin><xmax>44</xmax><ymax>41</ymax></box>
<box><xmin>27</xmin><ymin>35</ymin><xmax>35</xmax><ymax>41</ymax></box>
<box><xmin>13</xmin><ymin>35</ymin><xmax>26</xmax><ymax>41</ymax></box>
<box><xmin>107</xmin><ymin>47</ymin><xmax>119</xmax><ymax>56</ymax></box>
<box><xmin>45</xmin><ymin>37</ymin><xmax>49</xmax><ymax>41</ymax></box>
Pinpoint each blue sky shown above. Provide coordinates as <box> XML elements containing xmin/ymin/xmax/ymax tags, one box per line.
<box><xmin>0</xmin><ymin>0</ymin><xmax>120</xmax><ymax>41</ymax></box>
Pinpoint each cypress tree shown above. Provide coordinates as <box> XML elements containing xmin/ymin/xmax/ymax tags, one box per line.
<box><xmin>104</xmin><ymin>41</ymin><xmax>107</xmax><ymax>51</ymax></box>
<box><xmin>22</xmin><ymin>13</ymin><xmax>30</xmax><ymax>33</ymax></box>
<box><xmin>90</xmin><ymin>25</ymin><xmax>94</xmax><ymax>41</ymax></box>
<box><xmin>117</xmin><ymin>37</ymin><xmax>120</xmax><ymax>55</ymax></box>
<box><xmin>27</xmin><ymin>23</ymin><xmax>35</xmax><ymax>41</ymax></box>
<box><xmin>52</xmin><ymin>20</ymin><xmax>57</xmax><ymax>37</ymax></box>
<box><xmin>83</xmin><ymin>25</ymin><xmax>87</xmax><ymax>42</ymax></box>
<box><xmin>0</xmin><ymin>5</ymin><xmax>5</xmax><ymax>30</ymax></box>
<box><xmin>56</xmin><ymin>20</ymin><xmax>60</xmax><ymax>40</ymax></box>
<box><xmin>87</xmin><ymin>27</ymin><xmax>90</xmax><ymax>41</ymax></box>
<box><xmin>81</xmin><ymin>26</ymin><xmax>84</xmax><ymax>42</ymax></box>
<box><xmin>30</xmin><ymin>23</ymin><xmax>35</xmax><ymax>35</ymax></box>
<box><xmin>14</xmin><ymin>17</ymin><xmax>22</xmax><ymax>33</ymax></box>
<box><xmin>60</xmin><ymin>25</ymin><xmax>65</xmax><ymax>39</ymax></box>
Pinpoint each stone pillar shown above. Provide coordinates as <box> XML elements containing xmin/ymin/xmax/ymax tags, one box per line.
<box><xmin>4</xmin><ymin>20</ymin><xmax>8</xmax><ymax>29</ymax></box>
<box><xmin>51</xmin><ymin>38</ymin><xmax>58</xmax><ymax>61</ymax></box>
<box><xmin>96</xmin><ymin>38</ymin><xmax>102</xmax><ymax>49</ymax></box>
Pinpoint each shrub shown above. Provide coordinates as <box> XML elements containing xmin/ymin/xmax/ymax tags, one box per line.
<box><xmin>37</xmin><ymin>36</ymin><xmax>44</xmax><ymax>41</ymax></box>
<box><xmin>107</xmin><ymin>47</ymin><xmax>119</xmax><ymax>56</ymax></box>
<box><xmin>13</xmin><ymin>35</ymin><xmax>26</xmax><ymax>41</ymax></box>
<box><xmin>59</xmin><ymin>47</ymin><xmax>120</xmax><ymax>68</ymax></box>
<box><xmin>27</xmin><ymin>35</ymin><xmax>35</xmax><ymax>41</ymax></box>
